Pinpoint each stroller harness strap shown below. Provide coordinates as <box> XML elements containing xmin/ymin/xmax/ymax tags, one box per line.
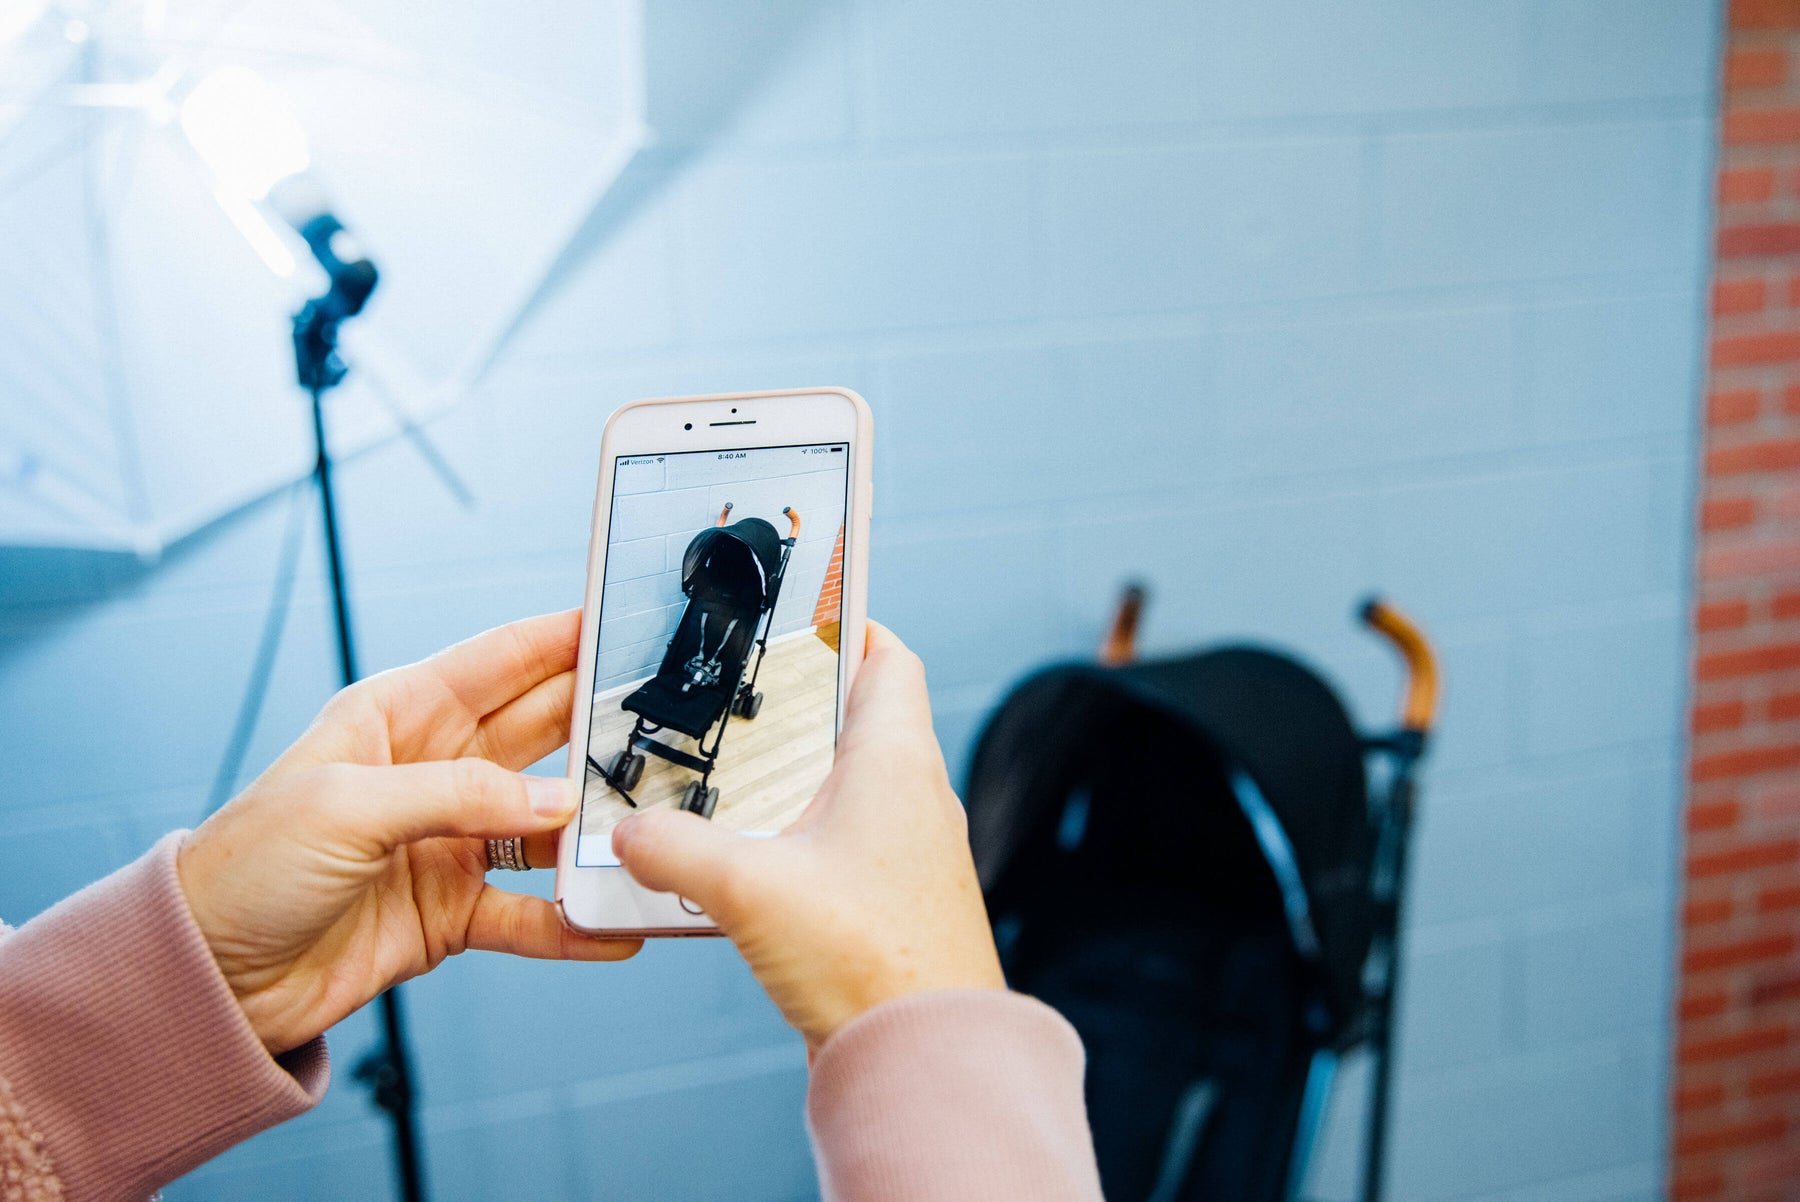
<box><xmin>682</xmin><ymin>614</ymin><xmax>739</xmax><ymax>692</ymax></box>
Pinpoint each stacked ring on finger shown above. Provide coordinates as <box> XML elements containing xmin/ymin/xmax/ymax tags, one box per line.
<box><xmin>485</xmin><ymin>837</ymin><xmax>528</xmax><ymax>872</ymax></box>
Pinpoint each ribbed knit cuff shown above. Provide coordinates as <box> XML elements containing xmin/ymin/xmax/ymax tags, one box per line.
<box><xmin>0</xmin><ymin>832</ymin><xmax>327</xmax><ymax>1201</ymax></box>
<box><xmin>806</xmin><ymin>989</ymin><xmax>1103</xmax><ymax>1202</ymax></box>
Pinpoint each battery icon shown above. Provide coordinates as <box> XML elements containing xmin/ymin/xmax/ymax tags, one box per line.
<box><xmin>830</xmin><ymin>446</ymin><xmax>844</xmax><ymax>452</ymax></box>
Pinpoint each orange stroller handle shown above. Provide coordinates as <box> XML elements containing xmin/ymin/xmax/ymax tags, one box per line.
<box><xmin>783</xmin><ymin>506</ymin><xmax>802</xmax><ymax>539</ymax></box>
<box><xmin>1360</xmin><ymin>597</ymin><xmax>1439</xmax><ymax>733</ymax></box>
<box><xmin>1100</xmin><ymin>583</ymin><xmax>1147</xmax><ymax>666</ymax></box>
<box><xmin>716</xmin><ymin>502</ymin><xmax>734</xmax><ymax>527</ymax></box>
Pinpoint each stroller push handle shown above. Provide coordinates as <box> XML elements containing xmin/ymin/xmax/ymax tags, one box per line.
<box><xmin>1100</xmin><ymin>582</ymin><xmax>1148</xmax><ymax>665</ymax></box>
<box><xmin>1359</xmin><ymin>596</ymin><xmax>1439</xmax><ymax>734</ymax></box>
<box><xmin>782</xmin><ymin>506</ymin><xmax>802</xmax><ymax>540</ymax></box>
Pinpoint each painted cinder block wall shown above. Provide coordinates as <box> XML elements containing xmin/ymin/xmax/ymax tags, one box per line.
<box><xmin>0</xmin><ymin>3</ymin><xmax>1718</xmax><ymax>1200</ymax></box>
<box><xmin>1677</xmin><ymin>1</ymin><xmax>1800</xmax><ymax>1197</ymax></box>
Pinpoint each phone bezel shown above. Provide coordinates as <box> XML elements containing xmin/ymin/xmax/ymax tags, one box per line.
<box><xmin>554</xmin><ymin>387</ymin><xmax>872</xmax><ymax>935</ymax></box>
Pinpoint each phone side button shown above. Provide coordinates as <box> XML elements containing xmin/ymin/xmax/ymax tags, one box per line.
<box><xmin>679</xmin><ymin>896</ymin><xmax>706</xmax><ymax>916</ymax></box>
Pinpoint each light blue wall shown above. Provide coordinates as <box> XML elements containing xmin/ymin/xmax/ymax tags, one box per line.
<box><xmin>0</xmin><ymin>3</ymin><xmax>1719</xmax><ymax>1200</ymax></box>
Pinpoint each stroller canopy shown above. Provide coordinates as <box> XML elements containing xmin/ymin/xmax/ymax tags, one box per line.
<box><xmin>681</xmin><ymin>518</ymin><xmax>784</xmax><ymax>609</ymax></box>
<box><xmin>967</xmin><ymin>646</ymin><xmax>1374</xmax><ymax>1041</ymax></box>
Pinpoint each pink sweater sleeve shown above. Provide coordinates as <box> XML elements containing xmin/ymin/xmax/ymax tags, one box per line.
<box><xmin>0</xmin><ymin>833</ymin><xmax>327</xmax><ymax>1201</ymax></box>
<box><xmin>806</xmin><ymin>989</ymin><xmax>1104</xmax><ymax>1202</ymax></box>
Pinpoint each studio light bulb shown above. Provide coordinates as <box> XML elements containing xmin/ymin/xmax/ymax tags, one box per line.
<box><xmin>180</xmin><ymin>66</ymin><xmax>310</xmax><ymax>201</ymax></box>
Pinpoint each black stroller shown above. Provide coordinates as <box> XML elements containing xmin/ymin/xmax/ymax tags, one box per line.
<box><xmin>591</xmin><ymin>502</ymin><xmax>802</xmax><ymax>819</ymax></box>
<box><xmin>965</xmin><ymin>589</ymin><xmax>1438</xmax><ymax>1202</ymax></box>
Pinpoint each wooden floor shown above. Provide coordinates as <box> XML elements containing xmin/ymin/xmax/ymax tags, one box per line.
<box><xmin>580</xmin><ymin>629</ymin><xmax>838</xmax><ymax>837</ymax></box>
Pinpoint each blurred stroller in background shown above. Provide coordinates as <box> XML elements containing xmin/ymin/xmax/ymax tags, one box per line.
<box><xmin>592</xmin><ymin>502</ymin><xmax>801</xmax><ymax>819</ymax></box>
<box><xmin>965</xmin><ymin>587</ymin><xmax>1438</xmax><ymax>1202</ymax></box>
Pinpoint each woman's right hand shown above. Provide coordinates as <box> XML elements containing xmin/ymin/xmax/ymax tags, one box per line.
<box><xmin>611</xmin><ymin>623</ymin><xmax>1006</xmax><ymax>1051</ymax></box>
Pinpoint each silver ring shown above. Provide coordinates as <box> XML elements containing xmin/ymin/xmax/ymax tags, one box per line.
<box><xmin>485</xmin><ymin>837</ymin><xmax>528</xmax><ymax>872</ymax></box>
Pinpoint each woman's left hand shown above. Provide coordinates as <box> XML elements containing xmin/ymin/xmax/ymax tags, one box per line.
<box><xmin>178</xmin><ymin>610</ymin><xmax>639</xmax><ymax>1055</ymax></box>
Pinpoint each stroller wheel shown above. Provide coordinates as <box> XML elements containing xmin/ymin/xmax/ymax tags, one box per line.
<box><xmin>605</xmin><ymin>750</ymin><xmax>646</xmax><ymax>791</ymax></box>
<box><xmin>742</xmin><ymin>691</ymin><xmax>763</xmax><ymax>720</ymax></box>
<box><xmin>680</xmin><ymin>781</ymin><xmax>705</xmax><ymax>814</ymax></box>
<box><xmin>700</xmin><ymin>787</ymin><xmax>719</xmax><ymax>820</ymax></box>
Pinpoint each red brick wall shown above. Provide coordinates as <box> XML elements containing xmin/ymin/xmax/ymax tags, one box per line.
<box><xmin>1677</xmin><ymin>4</ymin><xmax>1800</xmax><ymax>1197</ymax></box>
<box><xmin>812</xmin><ymin>524</ymin><xmax>845</xmax><ymax>629</ymax></box>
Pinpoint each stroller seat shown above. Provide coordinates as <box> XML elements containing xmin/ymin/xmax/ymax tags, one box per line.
<box><xmin>623</xmin><ymin>597</ymin><xmax>761</xmax><ymax>738</ymax></box>
<box><xmin>621</xmin><ymin>675</ymin><xmax>729</xmax><ymax>740</ymax></box>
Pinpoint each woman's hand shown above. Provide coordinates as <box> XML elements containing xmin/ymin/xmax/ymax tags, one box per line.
<box><xmin>178</xmin><ymin>610</ymin><xmax>640</xmax><ymax>1055</ymax></box>
<box><xmin>612</xmin><ymin>623</ymin><xmax>1005</xmax><ymax>1051</ymax></box>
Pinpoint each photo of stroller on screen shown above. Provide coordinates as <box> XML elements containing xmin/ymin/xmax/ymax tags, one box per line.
<box><xmin>575</xmin><ymin>443</ymin><xmax>848</xmax><ymax>867</ymax></box>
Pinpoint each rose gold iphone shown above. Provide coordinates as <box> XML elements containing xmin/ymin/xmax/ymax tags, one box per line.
<box><xmin>555</xmin><ymin>387</ymin><xmax>873</xmax><ymax>935</ymax></box>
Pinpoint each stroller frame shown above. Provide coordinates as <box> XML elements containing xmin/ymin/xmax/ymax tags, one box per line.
<box><xmin>589</xmin><ymin>503</ymin><xmax>802</xmax><ymax>815</ymax></box>
<box><xmin>1335</xmin><ymin>602</ymin><xmax>1435</xmax><ymax>1202</ymax></box>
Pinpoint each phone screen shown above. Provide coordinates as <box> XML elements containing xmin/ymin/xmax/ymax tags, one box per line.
<box><xmin>574</xmin><ymin>442</ymin><xmax>850</xmax><ymax>867</ymax></box>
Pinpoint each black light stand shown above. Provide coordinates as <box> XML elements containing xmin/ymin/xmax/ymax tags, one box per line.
<box><xmin>291</xmin><ymin>238</ymin><xmax>428</xmax><ymax>1202</ymax></box>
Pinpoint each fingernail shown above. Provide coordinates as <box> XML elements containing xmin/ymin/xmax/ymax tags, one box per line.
<box><xmin>526</xmin><ymin>776</ymin><xmax>576</xmax><ymax>817</ymax></box>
